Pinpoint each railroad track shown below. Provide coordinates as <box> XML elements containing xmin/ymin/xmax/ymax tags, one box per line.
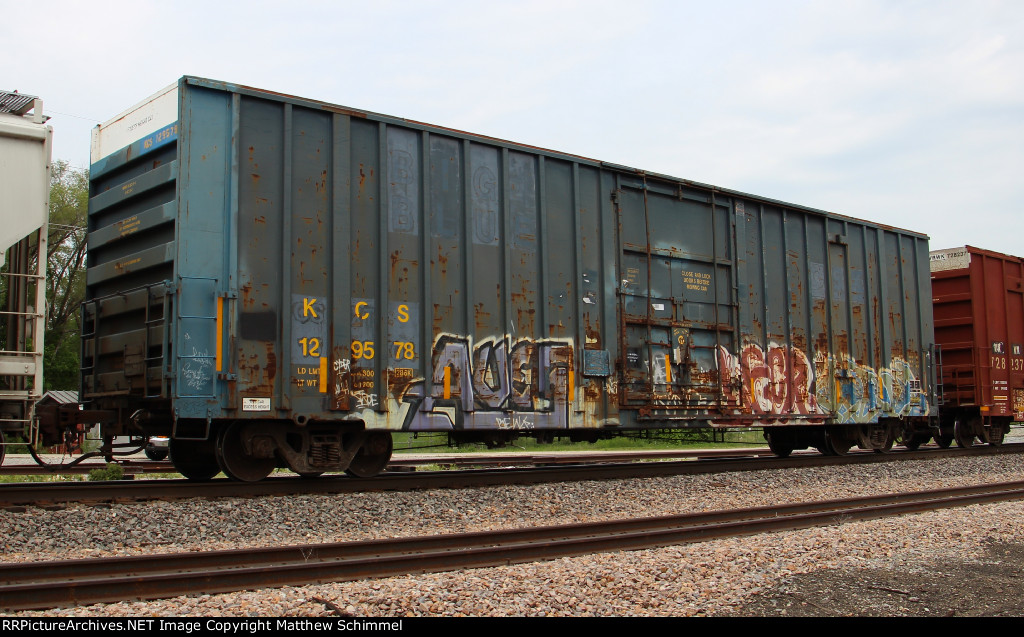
<box><xmin>3</xmin><ymin>480</ymin><xmax>1024</xmax><ymax>611</ymax></box>
<box><xmin>0</xmin><ymin>446</ymin><xmax>774</xmax><ymax>476</ymax></box>
<box><xmin>1</xmin><ymin>444</ymin><xmax>1020</xmax><ymax>508</ymax></box>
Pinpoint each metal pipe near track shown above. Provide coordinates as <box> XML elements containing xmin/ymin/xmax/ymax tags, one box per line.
<box><xmin>3</xmin><ymin>480</ymin><xmax>1024</xmax><ymax>611</ymax></box>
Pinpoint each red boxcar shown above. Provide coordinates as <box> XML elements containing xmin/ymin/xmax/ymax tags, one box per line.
<box><xmin>931</xmin><ymin>246</ymin><xmax>1021</xmax><ymax>446</ymax></box>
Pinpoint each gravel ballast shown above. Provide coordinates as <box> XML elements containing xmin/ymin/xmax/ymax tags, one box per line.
<box><xmin>3</xmin><ymin>450</ymin><xmax>1024</xmax><ymax>616</ymax></box>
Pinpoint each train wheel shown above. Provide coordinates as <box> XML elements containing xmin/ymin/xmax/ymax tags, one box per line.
<box><xmin>873</xmin><ymin>435</ymin><xmax>895</xmax><ymax>453</ymax></box>
<box><xmin>345</xmin><ymin>431</ymin><xmax>393</xmax><ymax>478</ymax></box>
<box><xmin>824</xmin><ymin>429</ymin><xmax>853</xmax><ymax>456</ymax></box>
<box><xmin>0</xmin><ymin>430</ymin><xmax>6</xmax><ymax>466</ymax></box>
<box><xmin>935</xmin><ymin>432</ymin><xmax>954</xmax><ymax>448</ymax></box>
<box><xmin>983</xmin><ymin>426</ymin><xmax>1006</xmax><ymax>447</ymax></box>
<box><xmin>145</xmin><ymin>447</ymin><xmax>169</xmax><ymax>461</ymax></box>
<box><xmin>954</xmin><ymin>420</ymin><xmax>976</xmax><ymax>448</ymax></box>
<box><xmin>216</xmin><ymin>421</ymin><xmax>276</xmax><ymax>482</ymax></box>
<box><xmin>858</xmin><ymin>424</ymin><xmax>894</xmax><ymax>453</ymax></box>
<box><xmin>170</xmin><ymin>438</ymin><xmax>220</xmax><ymax>481</ymax></box>
<box><xmin>764</xmin><ymin>430</ymin><xmax>794</xmax><ymax>458</ymax></box>
<box><xmin>900</xmin><ymin>433</ymin><xmax>930</xmax><ymax>451</ymax></box>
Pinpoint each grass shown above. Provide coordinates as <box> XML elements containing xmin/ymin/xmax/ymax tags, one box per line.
<box><xmin>0</xmin><ymin>472</ymin><xmax>85</xmax><ymax>483</ymax></box>
<box><xmin>392</xmin><ymin>429</ymin><xmax>767</xmax><ymax>454</ymax></box>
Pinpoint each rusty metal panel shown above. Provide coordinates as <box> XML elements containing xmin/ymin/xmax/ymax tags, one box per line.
<box><xmin>932</xmin><ymin>246</ymin><xmax>1024</xmax><ymax>420</ymax></box>
<box><xmin>85</xmin><ymin>76</ymin><xmax>937</xmax><ymax>434</ymax></box>
<box><xmin>674</xmin><ymin>195</ymin><xmax>935</xmax><ymax>426</ymax></box>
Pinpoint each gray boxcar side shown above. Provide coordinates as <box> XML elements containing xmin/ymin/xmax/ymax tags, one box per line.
<box><xmin>80</xmin><ymin>77</ymin><xmax>937</xmax><ymax>476</ymax></box>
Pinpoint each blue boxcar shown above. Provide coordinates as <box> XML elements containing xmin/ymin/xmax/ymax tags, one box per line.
<box><xmin>83</xmin><ymin>77</ymin><xmax>937</xmax><ymax>479</ymax></box>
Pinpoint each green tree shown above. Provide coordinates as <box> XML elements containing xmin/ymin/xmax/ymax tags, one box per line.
<box><xmin>43</xmin><ymin>160</ymin><xmax>88</xmax><ymax>390</ymax></box>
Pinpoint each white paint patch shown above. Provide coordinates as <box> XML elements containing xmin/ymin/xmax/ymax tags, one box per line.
<box><xmin>929</xmin><ymin>247</ymin><xmax>971</xmax><ymax>272</ymax></box>
<box><xmin>242</xmin><ymin>397</ymin><xmax>271</xmax><ymax>411</ymax></box>
<box><xmin>90</xmin><ymin>82</ymin><xmax>178</xmax><ymax>163</ymax></box>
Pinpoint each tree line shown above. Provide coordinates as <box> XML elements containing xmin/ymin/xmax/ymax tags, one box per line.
<box><xmin>43</xmin><ymin>160</ymin><xmax>88</xmax><ymax>390</ymax></box>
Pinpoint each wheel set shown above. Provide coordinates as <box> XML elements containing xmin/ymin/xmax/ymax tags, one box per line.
<box><xmin>169</xmin><ymin>424</ymin><xmax>394</xmax><ymax>482</ymax></box>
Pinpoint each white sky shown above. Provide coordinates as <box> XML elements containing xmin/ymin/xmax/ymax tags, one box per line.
<box><xmin>2</xmin><ymin>0</ymin><xmax>1022</xmax><ymax>254</ymax></box>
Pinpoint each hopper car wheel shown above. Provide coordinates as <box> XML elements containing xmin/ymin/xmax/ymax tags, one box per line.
<box><xmin>216</xmin><ymin>421</ymin><xmax>276</xmax><ymax>482</ymax></box>
<box><xmin>346</xmin><ymin>431</ymin><xmax>393</xmax><ymax>478</ymax></box>
<box><xmin>935</xmin><ymin>432</ymin><xmax>954</xmax><ymax>448</ymax></box>
<box><xmin>954</xmin><ymin>420</ymin><xmax>976</xmax><ymax>448</ymax></box>
<box><xmin>764</xmin><ymin>430</ymin><xmax>794</xmax><ymax>458</ymax></box>
<box><xmin>169</xmin><ymin>438</ymin><xmax>220</xmax><ymax>481</ymax></box>
<box><xmin>983</xmin><ymin>426</ymin><xmax>1006</xmax><ymax>447</ymax></box>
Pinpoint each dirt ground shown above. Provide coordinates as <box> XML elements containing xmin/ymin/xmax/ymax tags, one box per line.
<box><xmin>725</xmin><ymin>541</ymin><xmax>1024</xmax><ymax>617</ymax></box>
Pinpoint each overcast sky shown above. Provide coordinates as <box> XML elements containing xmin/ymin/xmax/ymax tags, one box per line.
<box><xmin>3</xmin><ymin>0</ymin><xmax>1022</xmax><ymax>255</ymax></box>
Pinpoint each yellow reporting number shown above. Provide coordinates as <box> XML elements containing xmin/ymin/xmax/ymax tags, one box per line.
<box><xmin>352</xmin><ymin>341</ymin><xmax>375</xmax><ymax>360</ymax></box>
<box><xmin>299</xmin><ymin>337</ymin><xmax>320</xmax><ymax>357</ymax></box>
<box><xmin>393</xmin><ymin>341</ymin><xmax>415</xmax><ymax>360</ymax></box>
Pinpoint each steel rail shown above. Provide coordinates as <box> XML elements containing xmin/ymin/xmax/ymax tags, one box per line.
<box><xmin>0</xmin><ymin>441</ymin><xmax>1011</xmax><ymax>477</ymax></box>
<box><xmin>3</xmin><ymin>480</ymin><xmax>1024</xmax><ymax>611</ymax></box>
<box><xmin>0</xmin><ymin>447</ymin><xmax>771</xmax><ymax>476</ymax></box>
<box><xmin>385</xmin><ymin>446</ymin><xmax>778</xmax><ymax>467</ymax></box>
<box><xmin>0</xmin><ymin>440</ymin><xmax>987</xmax><ymax>477</ymax></box>
<box><xmin>0</xmin><ymin>461</ymin><xmax>170</xmax><ymax>476</ymax></box>
<box><xmin>1</xmin><ymin>444</ymin><xmax>1021</xmax><ymax>507</ymax></box>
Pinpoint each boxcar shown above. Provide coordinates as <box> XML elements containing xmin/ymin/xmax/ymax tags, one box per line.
<box><xmin>931</xmin><ymin>246</ymin><xmax>1019</xmax><ymax>446</ymax></box>
<box><xmin>73</xmin><ymin>77</ymin><xmax>938</xmax><ymax>480</ymax></box>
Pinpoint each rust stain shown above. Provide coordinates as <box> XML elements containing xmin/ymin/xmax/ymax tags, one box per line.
<box><xmin>835</xmin><ymin>333</ymin><xmax>849</xmax><ymax>356</ymax></box>
<box><xmin>815</xmin><ymin>333</ymin><xmax>829</xmax><ymax>354</ymax></box>
<box><xmin>265</xmin><ymin>345</ymin><xmax>277</xmax><ymax>384</ymax></box>
<box><xmin>584</xmin><ymin>315</ymin><xmax>601</xmax><ymax>348</ymax></box>
<box><xmin>433</xmin><ymin>303</ymin><xmax>445</xmax><ymax>334</ymax></box>
<box><xmin>241</xmin><ymin>282</ymin><xmax>255</xmax><ymax>310</ymax></box>
<box><xmin>475</xmin><ymin>303</ymin><xmax>492</xmax><ymax>333</ymax></box>
<box><xmin>516</xmin><ymin>307</ymin><xmax>536</xmax><ymax>336</ymax></box>
<box><xmin>791</xmin><ymin>332</ymin><xmax>807</xmax><ymax>352</ymax></box>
